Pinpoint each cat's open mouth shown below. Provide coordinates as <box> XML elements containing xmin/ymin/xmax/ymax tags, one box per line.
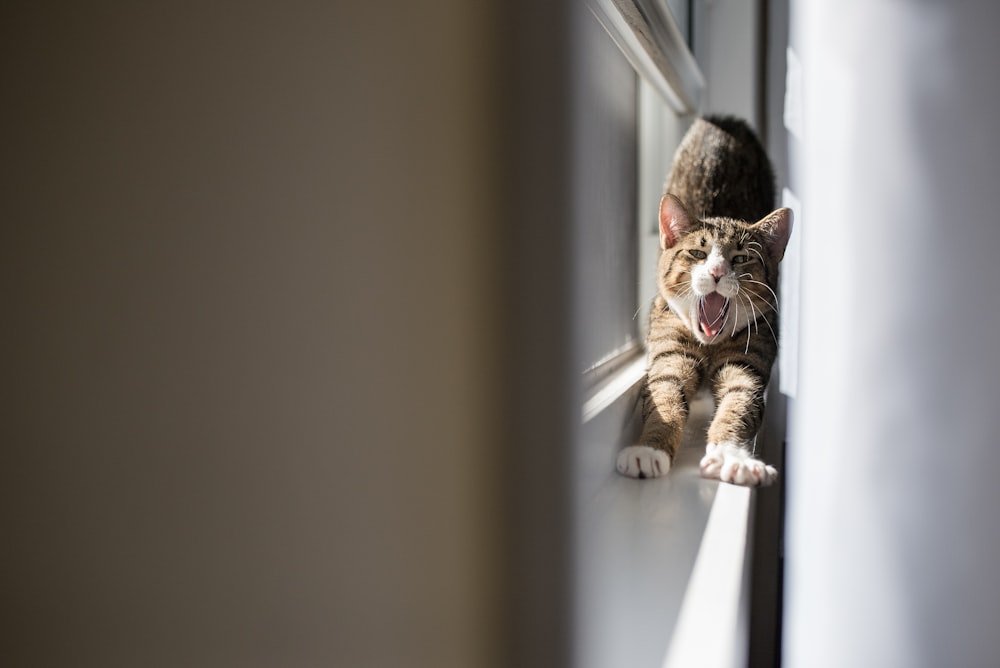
<box><xmin>698</xmin><ymin>293</ymin><xmax>729</xmax><ymax>338</ymax></box>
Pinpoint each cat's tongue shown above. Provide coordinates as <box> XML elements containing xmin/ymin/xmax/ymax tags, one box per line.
<box><xmin>699</xmin><ymin>293</ymin><xmax>728</xmax><ymax>338</ymax></box>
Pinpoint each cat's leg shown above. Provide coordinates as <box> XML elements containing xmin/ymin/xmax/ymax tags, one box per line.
<box><xmin>702</xmin><ymin>363</ymin><xmax>778</xmax><ymax>487</ymax></box>
<box><xmin>617</xmin><ymin>356</ymin><xmax>700</xmax><ymax>479</ymax></box>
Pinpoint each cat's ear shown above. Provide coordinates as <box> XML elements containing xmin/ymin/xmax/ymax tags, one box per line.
<box><xmin>753</xmin><ymin>207</ymin><xmax>793</xmax><ymax>261</ymax></box>
<box><xmin>659</xmin><ymin>194</ymin><xmax>693</xmax><ymax>249</ymax></box>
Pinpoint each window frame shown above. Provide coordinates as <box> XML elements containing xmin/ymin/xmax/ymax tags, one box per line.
<box><xmin>572</xmin><ymin>2</ymin><xmax>776</xmax><ymax>667</ymax></box>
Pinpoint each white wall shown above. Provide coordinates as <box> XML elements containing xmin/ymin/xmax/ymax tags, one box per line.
<box><xmin>694</xmin><ymin>0</ymin><xmax>761</xmax><ymax>126</ymax></box>
<box><xmin>785</xmin><ymin>1</ymin><xmax>1000</xmax><ymax>665</ymax></box>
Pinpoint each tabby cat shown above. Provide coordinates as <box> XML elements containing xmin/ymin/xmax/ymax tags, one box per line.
<box><xmin>616</xmin><ymin>116</ymin><xmax>792</xmax><ymax>487</ymax></box>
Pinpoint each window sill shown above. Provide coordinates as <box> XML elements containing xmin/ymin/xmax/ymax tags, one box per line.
<box><xmin>576</xmin><ymin>353</ymin><xmax>754</xmax><ymax>668</ymax></box>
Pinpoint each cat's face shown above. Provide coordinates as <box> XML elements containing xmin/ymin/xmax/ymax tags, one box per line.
<box><xmin>657</xmin><ymin>194</ymin><xmax>792</xmax><ymax>345</ymax></box>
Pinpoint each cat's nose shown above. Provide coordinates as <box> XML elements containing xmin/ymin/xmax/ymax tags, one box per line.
<box><xmin>709</xmin><ymin>264</ymin><xmax>727</xmax><ymax>280</ymax></box>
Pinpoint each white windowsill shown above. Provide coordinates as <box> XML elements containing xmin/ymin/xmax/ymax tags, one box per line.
<box><xmin>576</xmin><ymin>353</ymin><xmax>754</xmax><ymax>668</ymax></box>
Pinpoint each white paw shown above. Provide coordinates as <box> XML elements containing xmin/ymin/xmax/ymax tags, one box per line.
<box><xmin>700</xmin><ymin>441</ymin><xmax>777</xmax><ymax>487</ymax></box>
<box><xmin>616</xmin><ymin>445</ymin><xmax>671</xmax><ymax>479</ymax></box>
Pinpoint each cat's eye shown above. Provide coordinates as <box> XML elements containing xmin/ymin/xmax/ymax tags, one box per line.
<box><xmin>731</xmin><ymin>254</ymin><xmax>751</xmax><ymax>264</ymax></box>
<box><xmin>688</xmin><ymin>249</ymin><xmax>707</xmax><ymax>260</ymax></box>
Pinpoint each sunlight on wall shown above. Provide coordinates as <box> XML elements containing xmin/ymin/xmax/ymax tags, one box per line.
<box><xmin>785</xmin><ymin>2</ymin><xmax>1000</xmax><ymax>666</ymax></box>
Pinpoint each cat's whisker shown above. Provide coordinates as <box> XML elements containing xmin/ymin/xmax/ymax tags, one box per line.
<box><xmin>737</xmin><ymin>286</ymin><xmax>761</xmax><ymax>333</ymax></box>
<box><xmin>736</xmin><ymin>281</ymin><xmax>776</xmax><ymax>310</ymax></box>
<box><xmin>745</xmin><ymin>297</ymin><xmax>778</xmax><ymax>317</ymax></box>
<box><xmin>742</xmin><ymin>279</ymin><xmax>780</xmax><ymax>307</ymax></box>
<box><xmin>729</xmin><ymin>296</ymin><xmax>739</xmax><ymax>337</ymax></box>
<box><xmin>673</xmin><ymin>285</ymin><xmax>696</xmax><ymax>300</ymax></box>
<box><xmin>742</xmin><ymin>288</ymin><xmax>779</xmax><ymax>317</ymax></box>
<box><xmin>730</xmin><ymin>292</ymin><xmax>752</xmax><ymax>351</ymax></box>
<box><xmin>671</xmin><ymin>279</ymin><xmax>695</xmax><ymax>300</ymax></box>
<box><xmin>750</xmin><ymin>296</ymin><xmax>760</xmax><ymax>335</ymax></box>
<box><xmin>741</xmin><ymin>295</ymin><xmax>753</xmax><ymax>354</ymax></box>
<box><xmin>754</xmin><ymin>305</ymin><xmax>779</xmax><ymax>346</ymax></box>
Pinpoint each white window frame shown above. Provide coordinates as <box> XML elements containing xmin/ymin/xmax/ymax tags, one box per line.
<box><xmin>573</xmin><ymin>2</ymin><xmax>774</xmax><ymax>667</ymax></box>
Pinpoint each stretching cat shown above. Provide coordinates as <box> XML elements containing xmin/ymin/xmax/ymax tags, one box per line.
<box><xmin>617</xmin><ymin>116</ymin><xmax>792</xmax><ymax>487</ymax></box>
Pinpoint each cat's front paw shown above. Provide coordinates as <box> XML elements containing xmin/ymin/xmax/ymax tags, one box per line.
<box><xmin>616</xmin><ymin>445</ymin><xmax>671</xmax><ymax>479</ymax></box>
<box><xmin>700</xmin><ymin>442</ymin><xmax>777</xmax><ymax>487</ymax></box>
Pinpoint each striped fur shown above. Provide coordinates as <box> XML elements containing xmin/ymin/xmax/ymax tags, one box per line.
<box><xmin>617</xmin><ymin>117</ymin><xmax>792</xmax><ymax>486</ymax></box>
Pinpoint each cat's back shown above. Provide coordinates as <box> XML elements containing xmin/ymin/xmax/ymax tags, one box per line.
<box><xmin>664</xmin><ymin>115</ymin><xmax>775</xmax><ymax>221</ymax></box>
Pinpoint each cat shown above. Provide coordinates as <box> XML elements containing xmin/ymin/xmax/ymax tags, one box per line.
<box><xmin>616</xmin><ymin>116</ymin><xmax>792</xmax><ymax>487</ymax></box>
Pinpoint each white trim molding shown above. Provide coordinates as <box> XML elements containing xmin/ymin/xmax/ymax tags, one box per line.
<box><xmin>586</xmin><ymin>0</ymin><xmax>705</xmax><ymax>113</ymax></box>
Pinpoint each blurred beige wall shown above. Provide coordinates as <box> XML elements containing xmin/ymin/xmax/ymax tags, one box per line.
<box><xmin>0</xmin><ymin>2</ymin><xmax>554</xmax><ymax>666</ymax></box>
